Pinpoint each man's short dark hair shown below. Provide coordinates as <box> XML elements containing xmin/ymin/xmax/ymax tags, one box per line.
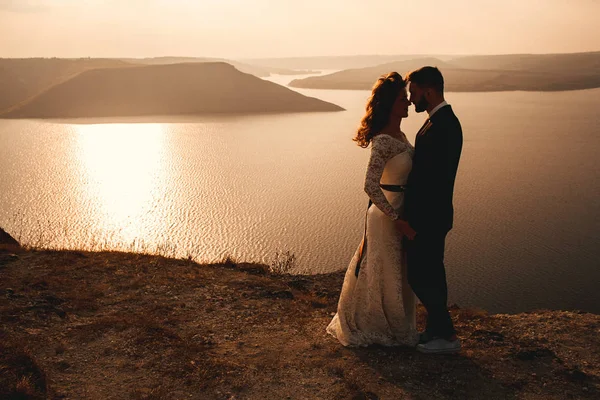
<box><xmin>406</xmin><ymin>66</ymin><xmax>444</xmax><ymax>94</ymax></box>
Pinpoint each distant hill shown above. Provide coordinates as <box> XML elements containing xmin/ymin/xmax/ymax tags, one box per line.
<box><xmin>0</xmin><ymin>62</ymin><xmax>344</xmax><ymax>119</ymax></box>
<box><xmin>244</xmin><ymin>54</ymin><xmax>457</xmax><ymax>70</ymax></box>
<box><xmin>289</xmin><ymin>58</ymin><xmax>455</xmax><ymax>90</ymax></box>
<box><xmin>121</xmin><ymin>57</ymin><xmax>315</xmax><ymax>77</ymax></box>
<box><xmin>0</xmin><ymin>57</ymin><xmax>316</xmax><ymax>114</ymax></box>
<box><xmin>446</xmin><ymin>52</ymin><xmax>600</xmax><ymax>74</ymax></box>
<box><xmin>0</xmin><ymin>58</ymin><xmax>132</xmax><ymax>113</ymax></box>
<box><xmin>289</xmin><ymin>53</ymin><xmax>600</xmax><ymax>92</ymax></box>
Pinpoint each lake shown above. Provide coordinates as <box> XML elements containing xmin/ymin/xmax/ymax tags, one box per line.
<box><xmin>1</xmin><ymin>74</ymin><xmax>599</xmax><ymax>313</ymax></box>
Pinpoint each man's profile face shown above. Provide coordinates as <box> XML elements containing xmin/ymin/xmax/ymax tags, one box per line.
<box><xmin>408</xmin><ymin>82</ymin><xmax>429</xmax><ymax>113</ymax></box>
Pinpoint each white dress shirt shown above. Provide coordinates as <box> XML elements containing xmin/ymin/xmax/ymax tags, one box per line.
<box><xmin>428</xmin><ymin>100</ymin><xmax>449</xmax><ymax>118</ymax></box>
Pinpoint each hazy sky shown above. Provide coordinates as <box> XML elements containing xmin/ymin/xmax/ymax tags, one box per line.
<box><xmin>1</xmin><ymin>0</ymin><xmax>599</xmax><ymax>59</ymax></box>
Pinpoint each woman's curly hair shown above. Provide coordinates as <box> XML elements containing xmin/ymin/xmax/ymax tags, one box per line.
<box><xmin>353</xmin><ymin>72</ymin><xmax>406</xmax><ymax>148</ymax></box>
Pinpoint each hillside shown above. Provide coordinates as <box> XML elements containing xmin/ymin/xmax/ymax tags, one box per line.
<box><xmin>289</xmin><ymin>52</ymin><xmax>600</xmax><ymax>92</ymax></box>
<box><xmin>0</xmin><ymin>245</ymin><xmax>598</xmax><ymax>399</ymax></box>
<box><xmin>0</xmin><ymin>58</ymin><xmax>316</xmax><ymax>115</ymax></box>
<box><xmin>122</xmin><ymin>56</ymin><xmax>315</xmax><ymax>77</ymax></box>
<box><xmin>1</xmin><ymin>62</ymin><xmax>344</xmax><ymax>119</ymax></box>
<box><xmin>0</xmin><ymin>58</ymin><xmax>132</xmax><ymax>113</ymax></box>
<box><xmin>446</xmin><ymin>51</ymin><xmax>600</xmax><ymax>74</ymax></box>
<box><xmin>244</xmin><ymin>54</ymin><xmax>457</xmax><ymax>70</ymax></box>
<box><xmin>290</xmin><ymin>58</ymin><xmax>455</xmax><ymax>90</ymax></box>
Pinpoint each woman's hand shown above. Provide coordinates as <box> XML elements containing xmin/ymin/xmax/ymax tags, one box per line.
<box><xmin>394</xmin><ymin>219</ymin><xmax>417</xmax><ymax>240</ymax></box>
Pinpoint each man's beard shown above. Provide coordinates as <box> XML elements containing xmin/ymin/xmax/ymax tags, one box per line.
<box><xmin>414</xmin><ymin>96</ymin><xmax>429</xmax><ymax>113</ymax></box>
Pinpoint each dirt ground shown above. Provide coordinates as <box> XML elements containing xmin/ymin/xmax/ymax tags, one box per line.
<box><xmin>1</xmin><ymin>247</ymin><xmax>599</xmax><ymax>399</ymax></box>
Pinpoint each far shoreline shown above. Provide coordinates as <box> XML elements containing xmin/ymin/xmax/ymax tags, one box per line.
<box><xmin>0</xmin><ymin>108</ymin><xmax>347</xmax><ymax>124</ymax></box>
<box><xmin>289</xmin><ymin>80</ymin><xmax>600</xmax><ymax>93</ymax></box>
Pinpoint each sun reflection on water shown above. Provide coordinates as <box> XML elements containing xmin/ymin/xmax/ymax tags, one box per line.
<box><xmin>75</xmin><ymin>123</ymin><xmax>168</xmax><ymax>244</ymax></box>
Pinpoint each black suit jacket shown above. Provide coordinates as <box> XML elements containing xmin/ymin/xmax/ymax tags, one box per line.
<box><xmin>405</xmin><ymin>105</ymin><xmax>463</xmax><ymax>234</ymax></box>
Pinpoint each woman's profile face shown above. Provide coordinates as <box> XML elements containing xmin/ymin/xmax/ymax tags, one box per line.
<box><xmin>391</xmin><ymin>87</ymin><xmax>410</xmax><ymax>118</ymax></box>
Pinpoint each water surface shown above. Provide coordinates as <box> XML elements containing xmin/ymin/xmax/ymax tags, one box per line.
<box><xmin>1</xmin><ymin>76</ymin><xmax>599</xmax><ymax>313</ymax></box>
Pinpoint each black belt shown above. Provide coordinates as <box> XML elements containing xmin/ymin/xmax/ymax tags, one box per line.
<box><xmin>379</xmin><ymin>184</ymin><xmax>406</xmax><ymax>192</ymax></box>
<box><xmin>354</xmin><ymin>183</ymin><xmax>407</xmax><ymax>277</ymax></box>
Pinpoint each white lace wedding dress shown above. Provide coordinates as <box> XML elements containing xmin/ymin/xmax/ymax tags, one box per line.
<box><xmin>327</xmin><ymin>133</ymin><xmax>418</xmax><ymax>347</ymax></box>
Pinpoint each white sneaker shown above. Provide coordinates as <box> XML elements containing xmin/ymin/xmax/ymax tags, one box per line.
<box><xmin>417</xmin><ymin>338</ymin><xmax>461</xmax><ymax>354</ymax></box>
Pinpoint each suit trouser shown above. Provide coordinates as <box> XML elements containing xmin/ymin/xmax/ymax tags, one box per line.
<box><xmin>405</xmin><ymin>231</ymin><xmax>456</xmax><ymax>339</ymax></box>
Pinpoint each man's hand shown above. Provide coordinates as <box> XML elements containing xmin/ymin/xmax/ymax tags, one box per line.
<box><xmin>395</xmin><ymin>219</ymin><xmax>417</xmax><ymax>240</ymax></box>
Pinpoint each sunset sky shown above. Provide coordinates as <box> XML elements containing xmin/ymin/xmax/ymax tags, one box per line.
<box><xmin>1</xmin><ymin>0</ymin><xmax>599</xmax><ymax>59</ymax></box>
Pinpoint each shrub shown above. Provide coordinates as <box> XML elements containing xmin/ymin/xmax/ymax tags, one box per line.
<box><xmin>269</xmin><ymin>250</ymin><xmax>296</xmax><ymax>274</ymax></box>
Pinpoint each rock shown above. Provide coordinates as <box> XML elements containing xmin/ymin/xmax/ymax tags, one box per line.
<box><xmin>0</xmin><ymin>227</ymin><xmax>20</xmax><ymax>247</ymax></box>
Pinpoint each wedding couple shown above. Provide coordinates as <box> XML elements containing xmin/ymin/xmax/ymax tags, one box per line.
<box><xmin>327</xmin><ymin>66</ymin><xmax>463</xmax><ymax>354</ymax></box>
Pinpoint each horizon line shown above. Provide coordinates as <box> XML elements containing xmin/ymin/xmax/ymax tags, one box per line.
<box><xmin>2</xmin><ymin>49</ymin><xmax>600</xmax><ymax>61</ymax></box>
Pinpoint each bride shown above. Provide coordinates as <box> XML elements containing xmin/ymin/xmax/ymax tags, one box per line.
<box><xmin>327</xmin><ymin>72</ymin><xmax>418</xmax><ymax>347</ymax></box>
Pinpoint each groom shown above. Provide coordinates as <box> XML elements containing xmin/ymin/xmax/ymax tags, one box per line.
<box><xmin>402</xmin><ymin>66</ymin><xmax>463</xmax><ymax>354</ymax></box>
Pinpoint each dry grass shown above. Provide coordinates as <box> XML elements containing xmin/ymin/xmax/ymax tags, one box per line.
<box><xmin>269</xmin><ymin>250</ymin><xmax>297</xmax><ymax>274</ymax></box>
<box><xmin>1</xmin><ymin>246</ymin><xmax>599</xmax><ymax>399</ymax></box>
<box><xmin>0</xmin><ymin>335</ymin><xmax>47</xmax><ymax>399</ymax></box>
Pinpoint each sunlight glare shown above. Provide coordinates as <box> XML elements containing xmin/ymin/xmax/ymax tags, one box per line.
<box><xmin>76</xmin><ymin>123</ymin><xmax>167</xmax><ymax>243</ymax></box>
